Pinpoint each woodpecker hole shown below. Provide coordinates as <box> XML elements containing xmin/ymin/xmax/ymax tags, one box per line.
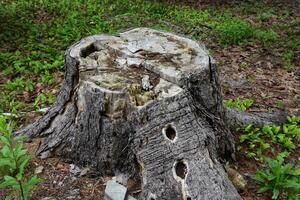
<box><xmin>163</xmin><ymin>124</ymin><xmax>177</xmax><ymax>141</ymax></box>
<box><xmin>175</xmin><ymin>160</ymin><xmax>187</xmax><ymax>179</ymax></box>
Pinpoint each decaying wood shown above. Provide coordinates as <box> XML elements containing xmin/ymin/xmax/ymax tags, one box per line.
<box><xmin>225</xmin><ymin>107</ymin><xmax>290</xmax><ymax>131</ymax></box>
<box><xmin>15</xmin><ymin>28</ymin><xmax>289</xmax><ymax>200</ymax></box>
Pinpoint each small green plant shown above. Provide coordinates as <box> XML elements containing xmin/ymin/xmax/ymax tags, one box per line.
<box><xmin>282</xmin><ymin>51</ymin><xmax>295</xmax><ymax>72</ymax></box>
<box><xmin>253</xmin><ymin>152</ymin><xmax>300</xmax><ymax>199</ymax></box>
<box><xmin>0</xmin><ymin>116</ymin><xmax>41</xmax><ymax>200</ymax></box>
<box><xmin>239</xmin><ymin>124</ymin><xmax>271</xmax><ymax>159</ymax></box>
<box><xmin>33</xmin><ymin>93</ymin><xmax>47</xmax><ymax>111</ymax></box>
<box><xmin>276</xmin><ymin>100</ymin><xmax>285</xmax><ymax>109</ymax></box>
<box><xmin>287</xmin><ymin>116</ymin><xmax>300</xmax><ymax>125</ymax></box>
<box><xmin>254</xmin><ymin>30</ymin><xmax>278</xmax><ymax>46</ymax></box>
<box><xmin>5</xmin><ymin>78</ymin><xmax>35</xmax><ymax>93</ymax></box>
<box><xmin>239</xmin><ymin>116</ymin><xmax>300</xmax><ymax>159</ymax></box>
<box><xmin>225</xmin><ymin>98</ymin><xmax>255</xmax><ymax>111</ymax></box>
<box><xmin>215</xmin><ymin>16</ymin><xmax>254</xmax><ymax>45</ymax></box>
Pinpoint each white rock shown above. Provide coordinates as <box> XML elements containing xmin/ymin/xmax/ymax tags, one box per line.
<box><xmin>104</xmin><ymin>179</ymin><xmax>127</xmax><ymax>200</ymax></box>
<box><xmin>69</xmin><ymin>164</ymin><xmax>81</xmax><ymax>176</ymax></box>
<box><xmin>34</xmin><ymin>166</ymin><xmax>44</xmax><ymax>174</ymax></box>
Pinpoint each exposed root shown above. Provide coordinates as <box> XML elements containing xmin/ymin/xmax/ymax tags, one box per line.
<box><xmin>225</xmin><ymin>107</ymin><xmax>293</xmax><ymax>130</ymax></box>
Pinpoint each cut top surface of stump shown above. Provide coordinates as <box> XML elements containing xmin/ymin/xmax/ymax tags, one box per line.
<box><xmin>70</xmin><ymin>28</ymin><xmax>210</xmax><ymax>110</ymax></box>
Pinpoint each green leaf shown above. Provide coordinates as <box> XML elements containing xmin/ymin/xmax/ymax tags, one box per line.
<box><xmin>240</xmin><ymin>135</ymin><xmax>248</xmax><ymax>143</ymax></box>
<box><xmin>246</xmin><ymin>152</ymin><xmax>256</xmax><ymax>158</ymax></box>
<box><xmin>289</xmin><ymin>168</ymin><xmax>300</xmax><ymax>176</ymax></box>
<box><xmin>245</xmin><ymin>124</ymin><xmax>253</xmax><ymax>132</ymax></box>
<box><xmin>261</xmin><ymin>142</ymin><xmax>270</xmax><ymax>150</ymax></box>
<box><xmin>0</xmin><ymin>157</ymin><xmax>14</xmax><ymax>168</ymax></box>
<box><xmin>0</xmin><ymin>176</ymin><xmax>19</xmax><ymax>189</ymax></box>
<box><xmin>283</xmin><ymin>179</ymin><xmax>300</xmax><ymax>189</ymax></box>
<box><xmin>15</xmin><ymin>143</ymin><xmax>27</xmax><ymax>160</ymax></box>
<box><xmin>258</xmin><ymin>185</ymin><xmax>271</xmax><ymax>193</ymax></box>
<box><xmin>1</xmin><ymin>146</ymin><xmax>13</xmax><ymax>159</ymax></box>
<box><xmin>263</xmin><ymin>126</ymin><xmax>272</xmax><ymax>134</ymax></box>
<box><xmin>23</xmin><ymin>175</ymin><xmax>42</xmax><ymax>200</ymax></box>
<box><xmin>18</xmin><ymin>155</ymin><xmax>31</xmax><ymax>176</ymax></box>
<box><xmin>272</xmin><ymin>188</ymin><xmax>280</xmax><ymax>199</ymax></box>
<box><xmin>253</xmin><ymin>171</ymin><xmax>269</xmax><ymax>182</ymax></box>
<box><xmin>273</xmin><ymin>126</ymin><xmax>280</xmax><ymax>134</ymax></box>
<box><xmin>283</xmin><ymin>125</ymin><xmax>288</xmax><ymax>134</ymax></box>
<box><xmin>0</xmin><ymin>135</ymin><xmax>10</xmax><ymax>146</ymax></box>
<box><xmin>266</xmin><ymin>174</ymin><xmax>276</xmax><ymax>181</ymax></box>
<box><xmin>16</xmin><ymin>171</ymin><xmax>23</xmax><ymax>181</ymax></box>
<box><xmin>277</xmin><ymin>134</ymin><xmax>285</xmax><ymax>142</ymax></box>
<box><xmin>282</xmin><ymin>138</ymin><xmax>295</xmax><ymax>151</ymax></box>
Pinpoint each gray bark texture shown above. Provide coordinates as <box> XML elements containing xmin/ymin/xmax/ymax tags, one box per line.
<box><xmin>15</xmin><ymin>28</ymin><xmax>260</xmax><ymax>199</ymax></box>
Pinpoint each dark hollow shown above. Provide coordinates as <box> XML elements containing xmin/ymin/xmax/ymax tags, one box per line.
<box><xmin>80</xmin><ymin>43</ymin><xmax>97</xmax><ymax>58</ymax></box>
<box><xmin>175</xmin><ymin>160</ymin><xmax>187</xmax><ymax>179</ymax></box>
<box><xmin>165</xmin><ymin>124</ymin><xmax>176</xmax><ymax>141</ymax></box>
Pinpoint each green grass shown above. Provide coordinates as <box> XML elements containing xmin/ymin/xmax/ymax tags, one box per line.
<box><xmin>0</xmin><ymin>0</ymin><xmax>298</xmax><ymax>114</ymax></box>
<box><xmin>282</xmin><ymin>51</ymin><xmax>295</xmax><ymax>72</ymax></box>
<box><xmin>213</xmin><ymin>14</ymin><xmax>255</xmax><ymax>45</ymax></box>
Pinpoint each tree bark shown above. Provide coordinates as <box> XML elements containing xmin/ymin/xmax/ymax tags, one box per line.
<box><xmin>16</xmin><ymin>28</ymin><xmax>245</xmax><ymax>199</ymax></box>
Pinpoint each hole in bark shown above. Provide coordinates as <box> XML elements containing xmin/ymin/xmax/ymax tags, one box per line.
<box><xmin>175</xmin><ymin>160</ymin><xmax>187</xmax><ymax>179</ymax></box>
<box><xmin>186</xmin><ymin>197</ymin><xmax>191</xmax><ymax>200</ymax></box>
<box><xmin>81</xmin><ymin>43</ymin><xmax>97</xmax><ymax>58</ymax></box>
<box><xmin>163</xmin><ymin>124</ymin><xmax>176</xmax><ymax>141</ymax></box>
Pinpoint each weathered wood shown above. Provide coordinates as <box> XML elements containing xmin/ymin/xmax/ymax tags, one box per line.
<box><xmin>225</xmin><ymin>107</ymin><xmax>290</xmax><ymax>130</ymax></box>
<box><xmin>16</xmin><ymin>28</ymin><xmax>242</xmax><ymax>199</ymax></box>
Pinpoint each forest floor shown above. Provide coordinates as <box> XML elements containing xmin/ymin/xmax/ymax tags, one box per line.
<box><xmin>0</xmin><ymin>0</ymin><xmax>299</xmax><ymax>199</ymax></box>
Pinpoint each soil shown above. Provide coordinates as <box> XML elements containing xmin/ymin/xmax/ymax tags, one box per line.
<box><xmin>26</xmin><ymin>140</ymin><xmax>107</xmax><ymax>200</ymax></box>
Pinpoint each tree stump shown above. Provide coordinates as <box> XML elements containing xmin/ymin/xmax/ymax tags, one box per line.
<box><xmin>17</xmin><ymin>28</ymin><xmax>243</xmax><ymax>199</ymax></box>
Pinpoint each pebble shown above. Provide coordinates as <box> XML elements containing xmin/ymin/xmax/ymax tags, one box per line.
<box><xmin>104</xmin><ymin>178</ymin><xmax>137</xmax><ymax>200</ymax></box>
<box><xmin>104</xmin><ymin>179</ymin><xmax>127</xmax><ymax>200</ymax></box>
<box><xmin>69</xmin><ymin>164</ymin><xmax>81</xmax><ymax>176</ymax></box>
<box><xmin>34</xmin><ymin>166</ymin><xmax>44</xmax><ymax>174</ymax></box>
<box><xmin>226</xmin><ymin>166</ymin><xmax>247</xmax><ymax>190</ymax></box>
